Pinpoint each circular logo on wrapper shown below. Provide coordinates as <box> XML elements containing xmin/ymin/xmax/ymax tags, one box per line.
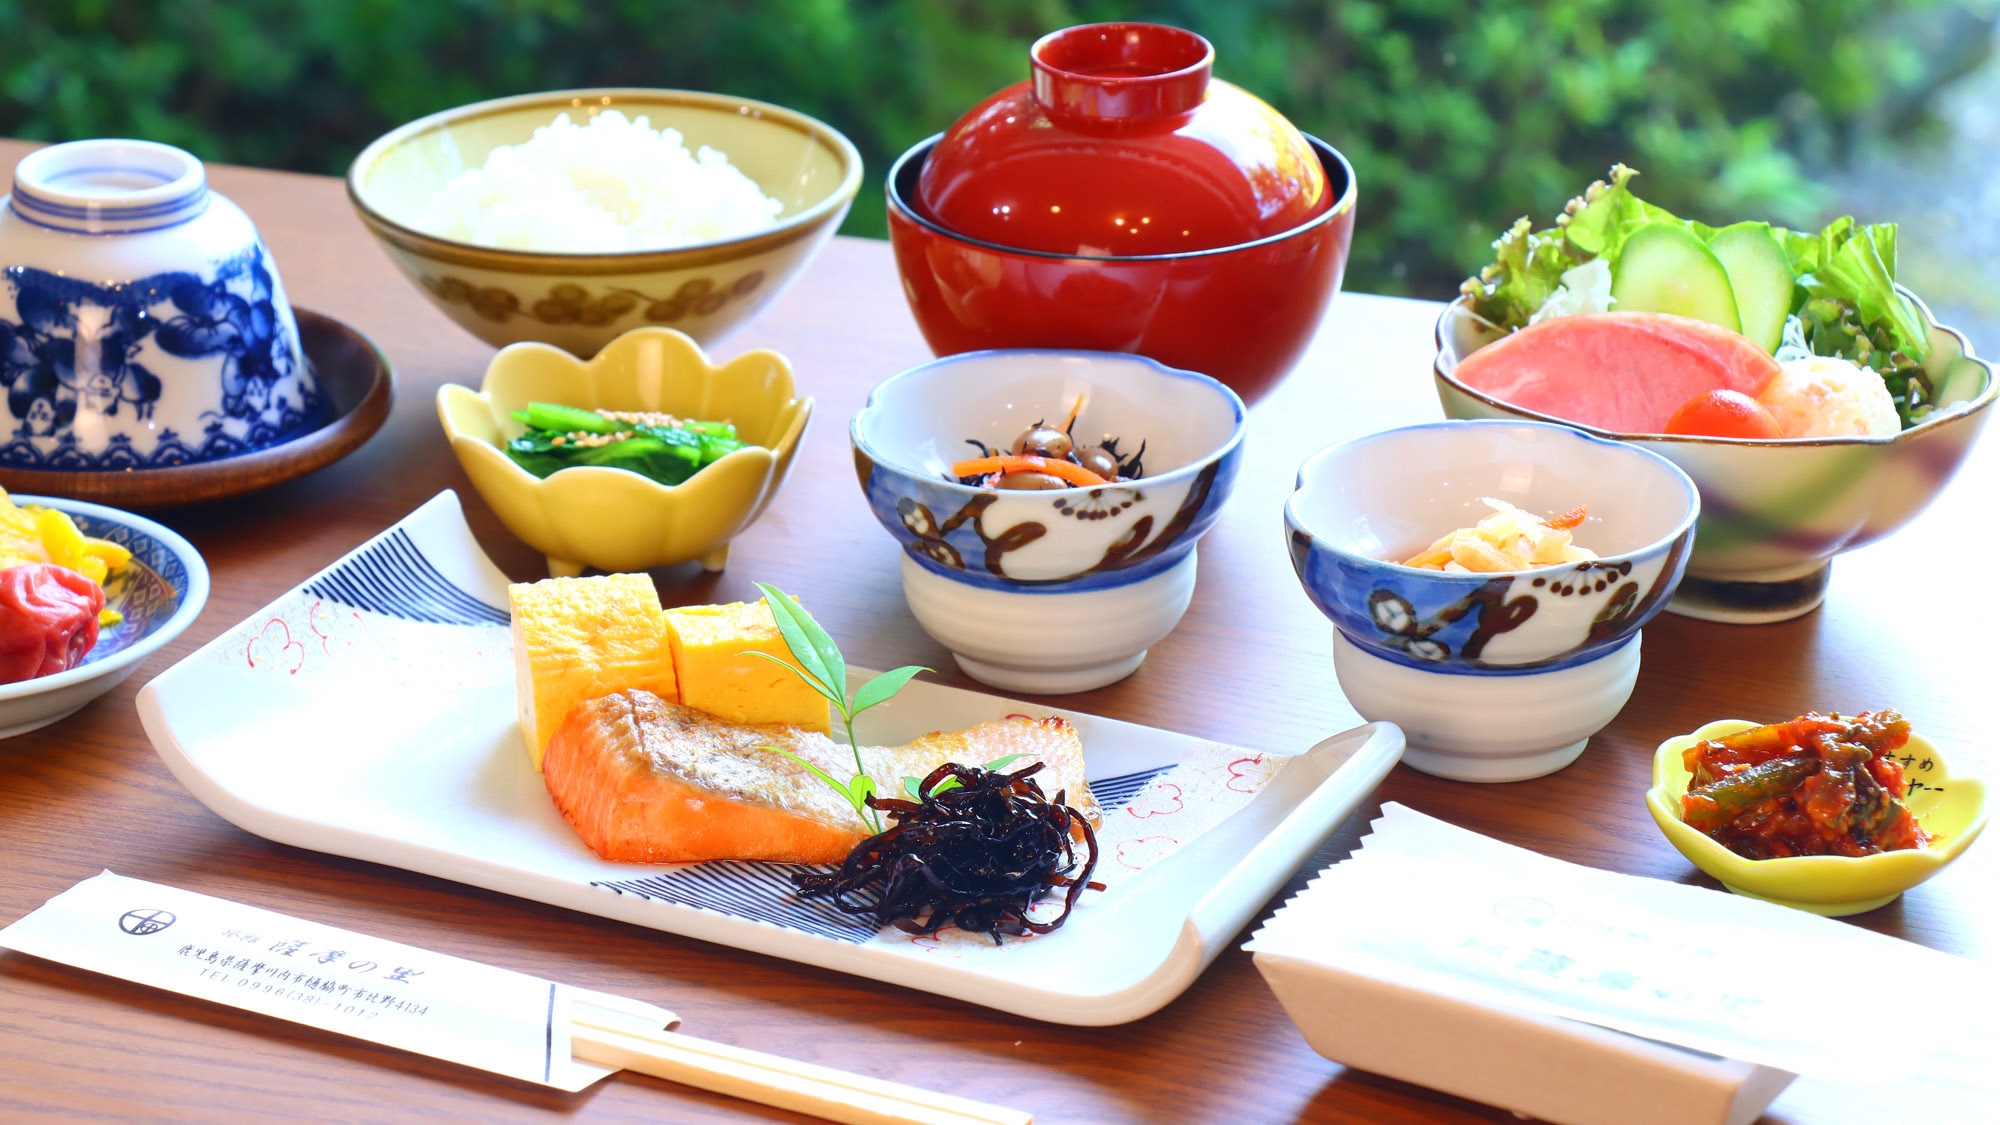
<box><xmin>118</xmin><ymin>909</ymin><xmax>177</xmax><ymax>936</ymax></box>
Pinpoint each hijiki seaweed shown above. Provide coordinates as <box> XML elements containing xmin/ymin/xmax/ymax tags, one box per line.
<box><xmin>947</xmin><ymin>394</ymin><xmax>1147</xmax><ymax>489</ymax></box>
<box><xmin>791</xmin><ymin>761</ymin><xmax>1102</xmax><ymax>942</ymax></box>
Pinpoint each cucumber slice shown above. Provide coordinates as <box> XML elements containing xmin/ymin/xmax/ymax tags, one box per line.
<box><xmin>1610</xmin><ymin>224</ymin><xmax>1742</xmax><ymax>334</ymax></box>
<box><xmin>1707</xmin><ymin>222</ymin><xmax>1794</xmax><ymax>354</ymax></box>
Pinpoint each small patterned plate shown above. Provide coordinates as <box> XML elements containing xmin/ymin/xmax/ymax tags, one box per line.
<box><xmin>0</xmin><ymin>496</ymin><xmax>210</xmax><ymax>738</ymax></box>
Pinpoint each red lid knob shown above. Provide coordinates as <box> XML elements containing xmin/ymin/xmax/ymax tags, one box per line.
<box><xmin>1030</xmin><ymin>23</ymin><xmax>1213</xmax><ymax>130</ymax></box>
<box><xmin>916</xmin><ymin>23</ymin><xmax>1329</xmax><ymax>257</ymax></box>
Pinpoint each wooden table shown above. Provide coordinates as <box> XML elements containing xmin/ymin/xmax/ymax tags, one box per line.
<box><xmin>1</xmin><ymin>142</ymin><xmax>1992</xmax><ymax>1124</ymax></box>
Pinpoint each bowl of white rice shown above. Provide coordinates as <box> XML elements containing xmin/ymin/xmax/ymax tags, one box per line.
<box><xmin>348</xmin><ymin>88</ymin><xmax>861</xmax><ymax>356</ymax></box>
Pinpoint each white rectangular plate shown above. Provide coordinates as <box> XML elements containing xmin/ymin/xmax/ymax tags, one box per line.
<box><xmin>137</xmin><ymin>492</ymin><xmax>1401</xmax><ymax>1024</ymax></box>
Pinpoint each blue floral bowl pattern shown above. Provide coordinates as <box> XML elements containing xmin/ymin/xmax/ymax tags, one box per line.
<box><xmin>1286</xmin><ymin>420</ymin><xmax>1700</xmax><ymax>676</ymax></box>
<box><xmin>852</xmin><ymin>349</ymin><xmax>1246</xmax><ymax>594</ymax></box>
<box><xmin>1</xmin><ymin>139</ymin><xmax>322</xmax><ymax>471</ymax></box>
<box><xmin>67</xmin><ymin>506</ymin><xmax>196</xmax><ymax>665</ymax></box>
<box><xmin>0</xmin><ymin>493</ymin><xmax>209</xmax><ymax>739</ymax></box>
<box><xmin>1</xmin><ymin>250</ymin><xmax>322</xmax><ymax>468</ymax></box>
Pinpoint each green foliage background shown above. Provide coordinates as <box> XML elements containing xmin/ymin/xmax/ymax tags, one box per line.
<box><xmin>2</xmin><ymin>0</ymin><xmax>1992</xmax><ymax>295</ymax></box>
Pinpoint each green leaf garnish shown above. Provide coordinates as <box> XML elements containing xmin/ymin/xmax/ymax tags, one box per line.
<box><xmin>849</xmin><ymin>665</ymin><xmax>927</xmax><ymax>716</ymax></box>
<box><xmin>754</xmin><ymin>583</ymin><xmax>840</xmax><ymax>697</ymax></box>
<box><xmin>752</xmin><ymin>584</ymin><xmax>932</xmax><ymax>833</ymax></box>
<box><xmin>744</xmin><ymin>649</ymin><xmax>842</xmax><ymax>707</ymax></box>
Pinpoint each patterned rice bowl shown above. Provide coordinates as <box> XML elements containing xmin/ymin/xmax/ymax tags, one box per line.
<box><xmin>851</xmin><ymin>349</ymin><xmax>1245</xmax><ymax>695</ymax></box>
<box><xmin>0</xmin><ymin>495</ymin><xmax>209</xmax><ymax>738</ymax></box>
<box><xmin>1433</xmin><ymin>289</ymin><xmax>1997</xmax><ymax>624</ymax></box>
<box><xmin>1286</xmin><ymin>420</ymin><xmax>1698</xmax><ymax>782</ymax></box>
<box><xmin>348</xmin><ymin>88</ymin><xmax>861</xmax><ymax>358</ymax></box>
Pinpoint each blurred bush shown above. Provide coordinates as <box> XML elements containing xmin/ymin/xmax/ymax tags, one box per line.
<box><xmin>2</xmin><ymin>0</ymin><xmax>1991</xmax><ymax>295</ymax></box>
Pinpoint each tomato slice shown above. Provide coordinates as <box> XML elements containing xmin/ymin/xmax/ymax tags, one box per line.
<box><xmin>1663</xmin><ymin>389</ymin><xmax>1785</xmax><ymax>439</ymax></box>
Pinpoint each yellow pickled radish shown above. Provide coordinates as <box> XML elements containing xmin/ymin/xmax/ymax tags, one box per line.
<box><xmin>34</xmin><ymin>506</ymin><xmax>88</xmax><ymax>570</ymax></box>
<box><xmin>84</xmin><ymin>538</ymin><xmax>133</xmax><ymax>569</ymax></box>
<box><xmin>0</xmin><ymin>486</ymin><xmax>131</xmax><ymax>596</ymax></box>
<box><xmin>1401</xmin><ymin>498</ymin><xmax>1597</xmax><ymax>573</ymax></box>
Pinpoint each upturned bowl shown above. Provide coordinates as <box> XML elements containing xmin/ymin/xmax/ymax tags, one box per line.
<box><xmin>349</xmin><ymin>88</ymin><xmax>861</xmax><ymax>358</ymax></box>
<box><xmin>0</xmin><ymin>495</ymin><xmax>209</xmax><ymax>738</ymax></box>
<box><xmin>1433</xmin><ymin>292</ymin><xmax>1997</xmax><ymax>623</ymax></box>
<box><xmin>1647</xmin><ymin>719</ymin><xmax>1988</xmax><ymax>915</ymax></box>
<box><xmin>437</xmin><ymin>327</ymin><xmax>810</xmax><ymax>576</ymax></box>
<box><xmin>0</xmin><ymin>139</ymin><xmax>320</xmax><ymax>472</ymax></box>
<box><xmin>1286</xmin><ymin>420</ymin><xmax>1699</xmax><ymax>782</ymax></box>
<box><xmin>886</xmin><ymin>133</ymin><xmax>1355</xmax><ymax>405</ymax></box>
<box><xmin>851</xmin><ymin>349</ymin><xmax>1245</xmax><ymax>694</ymax></box>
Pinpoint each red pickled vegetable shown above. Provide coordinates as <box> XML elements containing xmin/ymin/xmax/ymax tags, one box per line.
<box><xmin>1679</xmin><ymin>710</ymin><xmax>1929</xmax><ymax>859</ymax></box>
<box><xmin>0</xmin><ymin>563</ymin><xmax>107</xmax><ymax>684</ymax></box>
<box><xmin>1663</xmin><ymin>389</ymin><xmax>1785</xmax><ymax>439</ymax></box>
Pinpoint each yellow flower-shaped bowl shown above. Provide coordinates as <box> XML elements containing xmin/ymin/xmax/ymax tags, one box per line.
<box><xmin>437</xmin><ymin>327</ymin><xmax>811</xmax><ymax>576</ymax></box>
<box><xmin>1646</xmin><ymin>719</ymin><xmax>1988</xmax><ymax>915</ymax></box>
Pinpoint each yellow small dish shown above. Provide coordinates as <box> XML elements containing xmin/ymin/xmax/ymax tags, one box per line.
<box><xmin>437</xmin><ymin>327</ymin><xmax>811</xmax><ymax>576</ymax></box>
<box><xmin>1646</xmin><ymin>719</ymin><xmax>1988</xmax><ymax>915</ymax></box>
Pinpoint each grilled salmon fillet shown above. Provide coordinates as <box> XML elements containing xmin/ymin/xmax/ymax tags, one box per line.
<box><xmin>543</xmin><ymin>689</ymin><xmax>1098</xmax><ymax>864</ymax></box>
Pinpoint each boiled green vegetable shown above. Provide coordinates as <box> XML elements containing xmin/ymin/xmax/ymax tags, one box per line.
<box><xmin>504</xmin><ymin>402</ymin><xmax>744</xmax><ymax>486</ymax></box>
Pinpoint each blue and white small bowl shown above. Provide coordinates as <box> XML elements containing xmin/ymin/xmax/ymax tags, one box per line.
<box><xmin>853</xmin><ymin>349</ymin><xmax>1245</xmax><ymax>693</ymax></box>
<box><xmin>0</xmin><ymin>139</ymin><xmax>322</xmax><ymax>471</ymax></box>
<box><xmin>0</xmin><ymin>495</ymin><xmax>209</xmax><ymax>738</ymax></box>
<box><xmin>1286</xmin><ymin>420</ymin><xmax>1698</xmax><ymax>781</ymax></box>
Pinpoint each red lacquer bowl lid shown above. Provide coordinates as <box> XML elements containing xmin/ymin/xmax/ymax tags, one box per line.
<box><xmin>916</xmin><ymin>22</ymin><xmax>1330</xmax><ymax>256</ymax></box>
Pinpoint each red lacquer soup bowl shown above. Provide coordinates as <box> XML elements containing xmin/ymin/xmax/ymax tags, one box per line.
<box><xmin>886</xmin><ymin>134</ymin><xmax>1356</xmax><ymax>405</ymax></box>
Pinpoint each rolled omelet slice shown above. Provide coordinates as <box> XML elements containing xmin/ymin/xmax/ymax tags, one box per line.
<box><xmin>510</xmin><ymin>573</ymin><xmax>679</xmax><ymax>770</ymax></box>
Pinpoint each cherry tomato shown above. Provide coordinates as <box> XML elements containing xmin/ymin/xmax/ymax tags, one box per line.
<box><xmin>1663</xmin><ymin>389</ymin><xmax>1785</xmax><ymax>439</ymax></box>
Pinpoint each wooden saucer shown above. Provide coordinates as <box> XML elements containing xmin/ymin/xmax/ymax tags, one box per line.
<box><xmin>0</xmin><ymin>308</ymin><xmax>395</xmax><ymax>509</ymax></box>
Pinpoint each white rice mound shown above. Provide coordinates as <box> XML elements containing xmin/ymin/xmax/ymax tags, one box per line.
<box><xmin>1759</xmin><ymin>355</ymin><xmax>1901</xmax><ymax>438</ymax></box>
<box><xmin>415</xmin><ymin>111</ymin><xmax>784</xmax><ymax>252</ymax></box>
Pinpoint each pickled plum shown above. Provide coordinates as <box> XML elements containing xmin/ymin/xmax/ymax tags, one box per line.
<box><xmin>0</xmin><ymin>563</ymin><xmax>107</xmax><ymax>684</ymax></box>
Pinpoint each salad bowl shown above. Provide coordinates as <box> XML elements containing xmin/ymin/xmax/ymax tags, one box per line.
<box><xmin>1647</xmin><ymin>720</ymin><xmax>1988</xmax><ymax>915</ymax></box>
<box><xmin>851</xmin><ymin>349</ymin><xmax>1245</xmax><ymax>694</ymax></box>
<box><xmin>1286</xmin><ymin>420</ymin><xmax>1698</xmax><ymax>782</ymax></box>
<box><xmin>437</xmin><ymin>327</ymin><xmax>810</xmax><ymax>576</ymax></box>
<box><xmin>1437</xmin><ymin>292</ymin><xmax>1994</xmax><ymax>623</ymax></box>
<box><xmin>349</xmin><ymin>88</ymin><xmax>861</xmax><ymax>358</ymax></box>
<box><xmin>0</xmin><ymin>495</ymin><xmax>208</xmax><ymax>739</ymax></box>
<box><xmin>1433</xmin><ymin>163</ymin><xmax>1997</xmax><ymax>624</ymax></box>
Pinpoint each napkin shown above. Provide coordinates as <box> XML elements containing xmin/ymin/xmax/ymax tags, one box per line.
<box><xmin>1247</xmin><ymin>804</ymin><xmax>2000</xmax><ymax>1088</ymax></box>
<box><xmin>0</xmin><ymin>871</ymin><xmax>677</xmax><ymax>1091</ymax></box>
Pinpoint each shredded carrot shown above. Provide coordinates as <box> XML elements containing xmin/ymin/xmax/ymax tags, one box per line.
<box><xmin>1545</xmin><ymin>505</ymin><xmax>1588</xmax><ymax>530</ymax></box>
<box><xmin>951</xmin><ymin>455</ymin><xmax>1110</xmax><ymax>488</ymax></box>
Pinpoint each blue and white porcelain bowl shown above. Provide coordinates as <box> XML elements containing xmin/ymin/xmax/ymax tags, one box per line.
<box><xmin>0</xmin><ymin>495</ymin><xmax>209</xmax><ymax>738</ymax></box>
<box><xmin>0</xmin><ymin>139</ymin><xmax>322</xmax><ymax>470</ymax></box>
<box><xmin>853</xmin><ymin>349</ymin><xmax>1246</xmax><ymax>693</ymax></box>
<box><xmin>1285</xmin><ymin>420</ymin><xmax>1698</xmax><ymax>781</ymax></box>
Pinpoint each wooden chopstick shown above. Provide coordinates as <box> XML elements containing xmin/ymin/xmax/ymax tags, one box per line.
<box><xmin>571</xmin><ymin>1015</ymin><xmax>1033</xmax><ymax>1125</ymax></box>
